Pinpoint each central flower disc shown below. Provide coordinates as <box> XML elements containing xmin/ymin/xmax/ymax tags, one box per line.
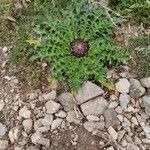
<box><xmin>70</xmin><ymin>39</ymin><xmax>89</xmax><ymax>57</ymax></box>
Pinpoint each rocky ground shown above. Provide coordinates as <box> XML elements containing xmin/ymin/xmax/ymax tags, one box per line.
<box><xmin>0</xmin><ymin>46</ymin><xmax>150</xmax><ymax>150</ymax></box>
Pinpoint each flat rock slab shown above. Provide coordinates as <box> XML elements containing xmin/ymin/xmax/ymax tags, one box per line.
<box><xmin>80</xmin><ymin>97</ymin><xmax>109</xmax><ymax>116</ymax></box>
<box><xmin>75</xmin><ymin>81</ymin><xmax>104</xmax><ymax>104</ymax></box>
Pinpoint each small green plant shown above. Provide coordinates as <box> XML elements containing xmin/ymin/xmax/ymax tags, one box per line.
<box><xmin>109</xmin><ymin>0</ymin><xmax>150</xmax><ymax>26</ymax></box>
<box><xmin>30</xmin><ymin>0</ymin><xmax>128</xmax><ymax>91</ymax></box>
<box><xmin>129</xmin><ymin>36</ymin><xmax>150</xmax><ymax>78</ymax></box>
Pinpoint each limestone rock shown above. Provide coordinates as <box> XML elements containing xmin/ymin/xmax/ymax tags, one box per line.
<box><xmin>22</xmin><ymin>119</ymin><xmax>33</xmax><ymax>133</ymax></box>
<box><xmin>81</xmin><ymin>97</ymin><xmax>109</xmax><ymax>116</ymax></box>
<box><xmin>129</xmin><ymin>79</ymin><xmax>145</xmax><ymax>99</ymax></box>
<box><xmin>58</xmin><ymin>92</ymin><xmax>76</xmax><ymax>111</ymax></box>
<box><xmin>140</xmin><ymin>77</ymin><xmax>150</xmax><ymax>88</ymax></box>
<box><xmin>119</xmin><ymin>94</ymin><xmax>130</xmax><ymax>111</ymax></box>
<box><xmin>46</xmin><ymin>100</ymin><xmax>60</xmax><ymax>114</ymax></box>
<box><xmin>83</xmin><ymin>121</ymin><xmax>105</xmax><ymax>132</ymax></box>
<box><xmin>115</xmin><ymin>78</ymin><xmax>130</xmax><ymax>93</ymax></box>
<box><xmin>19</xmin><ymin>106</ymin><xmax>31</xmax><ymax>119</ymax></box>
<box><xmin>143</xmin><ymin>95</ymin><xmax>150</xmax><ymax>116</ymax></box>
<box><xmin>75</xmin><ymin>81</ymin><xmax>104</xmax><ymax>104</ymax></box>
<box><xmin>0</xmin><ymin>140</ymin><xmax>8</xmax><ymax>150</ymax></box>
<box><xmin>103</xmin><ymin>108</ymin><xmax>119</xmax><ymax>128</ymax></box>
<box><xmin>9</xmin><ymin>126</ymin><xmax>22</xmax><ymax>143</ymax></box>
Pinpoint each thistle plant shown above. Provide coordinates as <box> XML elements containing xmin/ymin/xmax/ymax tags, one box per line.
<box><xmin>30</xmin><ymin>0</ymin><xmax>128</xmax><ymax>91</ymax></box>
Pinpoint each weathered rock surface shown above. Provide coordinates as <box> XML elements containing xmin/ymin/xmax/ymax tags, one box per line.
<box><xmin>115</xmin><ymin>78</ymin><xmax>130</xmax><ymax>93</ymax></box>
<box><xmin>43</xmin><ymin>90</ymin><xmax>57</xmax><ymax>101</ymax></box>
<box><xmin>76</xmin><ymin>81</ymin><xmax>104</xmax><ymax>104</ymax></box>
<box><xmin>58</xmin><ymin>92</ymin><xmax>76</xmax><ymax>111</ymax></box>
<box><xmin>31</xmin><ymin>132</ymin><xmax>50</xmax><ymax>148</ymax></box>
<box><xmin>46</xmin><ymin>100</ymin><xmax>60</xmax><ymax>114</ymax></box>
<box><xmin>143</xmin><ymin>95</ymin><xmax>150</xmax><ymax>116</ymax></box>
<box><xmin>119</xmin><ymin>94</ymin><xmax>130</xmax><ymax>111</ymax></box>
<box><xmin>22</xmin><ymin>119</ymin><xmax>33</xmax><ymax>133</ymax></box>
<box><xmin>9</xmin><ymin>126</ymin><xmax>22</xmax><ymax>143</ymax></box>
<box><xmin>103</xmin><ymin>109</ymin><xmax>119</xmax><ymax>128</ymax></box>
<box><xmin>81</xmin><ymin>97</ymin><xmax>109</xmax><ymax>116</ymax></box>
<box><xmin>140</xmin><ymin>77</ymin><xmax>150</xmax><ymax>88</ymax></box>
<box><xmin>19</xmin><ymin>106</ymin><xmax>31</xmax><ymax>119</ymax></box>
<box><xmin>83</xmin><ymin>121</ymin><xmax>105</xmax><ymax>132</ymax></box>
<box><xmin>0</xmin><ymin>123</ymin><xmax>6</xmax><ymax>137</ymax></box>
<box><xmin>129</xmin><ymin>79</ymin><xmax>145</xmax><ymax>99</ymax></box>
<box><xmin>0</xmin><ymin>140</ymin><xmax>8</xmax><ymax>150</ymax></box>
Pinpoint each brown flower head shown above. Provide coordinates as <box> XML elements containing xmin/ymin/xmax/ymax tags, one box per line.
<box><xmin>70</xmin><ymin>39</ymin><xmax>89</xmax><ymax>57</ymax></box>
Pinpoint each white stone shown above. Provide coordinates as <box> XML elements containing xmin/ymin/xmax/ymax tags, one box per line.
<box><xmin>131</xmin><ymin>117</ymin><xmax>138</xmax><ymax>126</ymax></box>
<box><xmin>22</xmin><ymin>119</ymin><xmax>33</xmax><ymax>133</ymax></box>
<box><xmin>129</xmin><ymin>79</ymin><xmax>145</xmax><ymax>99</ymax></box>
<box><xmin>143</xmin><ymin>95</ymin><xmax>150</xmax><ymax>116</ymax></box>
<box><xmin>80</xmin><ymin>97</ymin><xmax>109</xmax><ymax>116</ymax></box>
<box><xmin>46</xmin><ymin>100</ymin><xmax>60</xmax><ymax>114</ymax></box>
<box><xmin>51</xmin><ymin>118</ymin><xmax>63</xmax><ymax>130</ymax></box>
<box><xmin>9</xmin><ymin>126</ymin><xmax>22</xmax><ymax>143</ymax></box>
<box><xmin>58</xmin><ymin>92</ymin><xmax>76</xmax><ymax>112</ymax></box>
<box><xmin>117</xmin><ymin>130</ymin><xmax>126</xmax><ymax>142</ymax></box>
<box><xmin>86</xmin><ymin>115</ymin><xmax>100</xmax><ymax>122</ymax></box>
<box><xmin>34</xmin><ymin>119</ymin><xmax>43</xmax><ymax>130</ymax></box>
<box><xmin>31</xmin><ymin>132</ymin><xmax>50</xmax><ymax>148</ymax></box>
<box><xmin>108</xmin><ymin>126</ymin><xmax>118</xmax><ymax>140</ymax></box>
<box><xmin>117</xmin><ymin>115</ymin><xmax>124</xmax><ymax>122</ymax></box>
<box><xmin>115</xmin><ymin>78</ymin><xmax>130</xmax><ymax>93</ymax></box>
<box><xmin>19</xmin><ymin>106</ymin><xmax>31</xmax><ymax>119</ymax></box>
<box><xmin>75</xmin><ymin>81</ymin><xmax>104</xmax><ymax>104</ymax></box>
<box><xmin>66</xmin><ymin>111</ymin><xmax>81</xmax><ymax>124</ymax></box>
<box><xmin>119</xmin><ymin>93</ymin><xmax>130</xmax><ymax>110</ymax></box>
<box><xmin>115</xmin><ymin>106</ymin><xmax>123</xmax><ymax>114</ymax></box>
<box><xmin>83</xmin><ymin>121</ymin><xmax>105</xmax><ymax>132</ymax></box>
<box><xmin>0</xmin><ymin>123</ymin><xmax>6</xmax><ymax>137</ymax></box>
<box><xmin>42</xmin><ymin>115</ymin><xmax>53</xmax><ymax>126</ymax></box>
<box><xmin>0</xmin><ymin>101</ymin><xmax>5</xmax><ymax>111</ymax></box>
<box><xmin>140</xmin><ymin>77</ymin><xmax>150</xmax><ymax>88</ymax></box>
<box><xmin>140</xmin><ymin>122</ymin><xmax>150</xmax><ymax>134</ymax></box>
<box><xmin>43</xmin><ymin>90</ymin><xmax>57</xmax><ymax>101</ymax></box>
<box><xmin>142</xmin><ymin>138</ymin><xmax>150</xmax><ymax>144</ymax></box>
<box><xmin>107</xmin><ymin>146</ymin><xmax>115</xmax><ymax>150</ymax></box>
<box><xmin>55</xmin><ymin>110</ymin><xmax>67</xmax><ymax>118</ymax></box>
<box><xmin>37</xmin><ymin>126</ymin><xmax>50</xmax><ymax>133</ymax></box>
<box><xmin>0</xmin><ymin>140</ymin><xmax>8</xmax><ymax>150</ymax></box>
<box><xmin>108</xmin><ymin>101</ymin><xmax>118</xmax><ymax>109</ymax></box>
<box><xmin>28</xmin><ymin>93</ymin><xmax>38</xmax><ymax>101</ymax></box>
